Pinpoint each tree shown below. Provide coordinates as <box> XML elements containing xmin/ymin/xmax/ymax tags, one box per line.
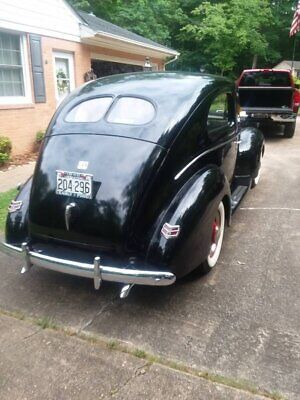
<box><xmin>179</xmin><ymin>0</ymin><xmax>274</xmax><ymax>76</ymax></box>
<box><xmin>69</xmin><ymin>0</ymin><xmax>300</xmax><ymax>77</ymax></box>
<box><xmin>70</xmin><ymin>0</ymin><xmax>186</xmax><ymax>45</ymax></box>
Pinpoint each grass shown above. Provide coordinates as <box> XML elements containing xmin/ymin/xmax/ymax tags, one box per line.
<box><xmin>36</xmin><ymin>316</ymin><xmax>58</xmax><ymax>330</ymax></box>
<box><xmin>0</xmin><ymin>188</ymin><xmax>17</xmax><ymax>232</ymax></box>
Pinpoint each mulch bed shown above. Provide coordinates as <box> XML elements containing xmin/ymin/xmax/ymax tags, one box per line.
<box><xmin>0</xmin><ymin>152</ymin><xmax>38</xmax><ymax>172</ymax></box>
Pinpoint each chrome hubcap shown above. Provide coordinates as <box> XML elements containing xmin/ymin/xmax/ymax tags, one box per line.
<box><xmin>209</xmin><ymin>213</ymin><xmax>221</xmax><ymax>258</ymax></box>
<box><xmin>207</xmin><ymin>202</ymin><xmax>225</xmax><ymax>268</ymax></box>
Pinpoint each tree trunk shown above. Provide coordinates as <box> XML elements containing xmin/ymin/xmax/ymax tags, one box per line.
<box><xmin>252</xmin><ymin>54</ymin><xmax>258</xmax><ymax>69</ymax></box>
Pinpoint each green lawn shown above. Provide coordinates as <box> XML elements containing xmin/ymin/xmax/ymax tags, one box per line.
<box><xmin>0</xmin><ymin>189</ymin><xmax>17</xmax><ymax>232</ymax></box>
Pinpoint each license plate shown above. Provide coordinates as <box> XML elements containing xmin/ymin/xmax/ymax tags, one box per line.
<box><xmin>56</xmin><ymin>170</ymin><xmax>93</xmax><ymax>199</ymax></box>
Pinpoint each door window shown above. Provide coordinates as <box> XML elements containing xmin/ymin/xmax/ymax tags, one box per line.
<box><xmin>53</xmin><ymin>52</ymin><xmax>75</xmax><ymax>103</ymax></box>
<box><xmin>207</xmin><ymin>92</ymin><xmax>230</xmax><ymax>140</ymax></box>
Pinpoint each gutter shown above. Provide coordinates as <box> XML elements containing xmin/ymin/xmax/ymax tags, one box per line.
<box><xmin>164</xmin><ymin>55</ymin><xmax>179</xmax><ymax>67</ymax></box>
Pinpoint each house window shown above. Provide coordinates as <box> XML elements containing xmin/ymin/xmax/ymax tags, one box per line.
<box><xmin>53</xmin><ymin>52</ymin><xmax>75</xmax><ymax>104</ymax></box>
<box><xmin>0</xmin><ymin>31</ymin><xmax>31</xmax><ymax>104</ymax></box>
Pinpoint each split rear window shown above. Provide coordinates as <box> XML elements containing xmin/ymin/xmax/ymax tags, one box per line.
<box><xmin>65</xmin><ymin>96</ymin><xmax>155</xmax><ymax>125</ymax></box>
<box><xmin>239</xmin><ymin>71</ymin><xmax>291</xmax><ymax>87</ymax></box>
<box><xmin>65</xmin><ymin>97</ymin><xmax>113</xmax><ymax>122</ymax></box>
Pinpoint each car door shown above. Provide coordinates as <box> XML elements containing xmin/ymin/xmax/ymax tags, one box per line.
<box><xmin>206</xmin><ymin>91</ymin><xmax>238</xmax><ymax>183</ymax></box>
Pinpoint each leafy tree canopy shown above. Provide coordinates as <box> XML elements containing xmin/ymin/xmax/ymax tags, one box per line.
<box><xmin>69</xmin><ymin>0</ymin><xmax>300</xmax><ymax>78</ymax></box>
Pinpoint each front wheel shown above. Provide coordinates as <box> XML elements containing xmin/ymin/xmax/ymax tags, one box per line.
<box><xmin>200</xmin><ymin>201</ymin><xmax>225</xmax><ymax>274</ymax></box>
<box><xmin>283</xmin><ymin>121</ymin><xmax>296</xmax><ymax>138</ymax></box>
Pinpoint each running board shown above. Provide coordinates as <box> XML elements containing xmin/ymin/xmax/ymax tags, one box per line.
<box><xmin>231</xmin><ymin>185</ymin><xmax>248</xmax><ymax>212</ymax></box>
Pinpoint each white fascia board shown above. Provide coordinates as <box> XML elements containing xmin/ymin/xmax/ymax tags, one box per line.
<box><xmin>81</xmin><ymin>28</ymin><xmax>179</xmax><ymax>57</ymax></box>
<box><xmin>82</xmin><ymin>36</ymin><xmax>170</xmax><ymax>60</ymax></box>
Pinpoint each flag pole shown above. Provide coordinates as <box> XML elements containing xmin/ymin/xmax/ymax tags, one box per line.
<box><xmin>292</xmin><ymin>34</ymin><xmax>297</xmax><ymax>70</ymax></box>
<box><xmin>290</xmin><ymin>0</ymin><xmax>300</xmax><ymax>71</ymax></box>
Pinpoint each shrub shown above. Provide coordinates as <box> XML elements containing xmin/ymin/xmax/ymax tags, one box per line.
<box><xmin>0</xmin><ymin>136</ymin><xmax>12</xmax><ymax>166</ymax></box>
<box><xmin>35</xmin><ymin>130</ymin><xmax>45</xmax><ymax>144</ymax></box>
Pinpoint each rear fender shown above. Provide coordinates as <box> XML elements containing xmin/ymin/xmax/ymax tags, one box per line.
<box><xmin>146</xmin><ymin>166</ymin><xmax>230</xmax><ymax>278</ymax></box>
<box><xmin>235</xmin><ymin>127</ymin><xmax>264</xmax><ymax>182</ymax></box>
<box><xmin>5</xmin><ymin>177</ymin><xmax>32</xmax><ymax>245</ymax></box>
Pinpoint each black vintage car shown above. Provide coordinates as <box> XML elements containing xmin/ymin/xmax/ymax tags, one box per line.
<box><xmin>2</xmin><ymin>72</ymin><xmax>264</xmax><ymax>298</ymax></box>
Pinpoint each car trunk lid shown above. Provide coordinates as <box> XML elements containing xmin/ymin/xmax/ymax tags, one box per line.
<box><xmin>29</xmin><ymin>134</ymin><xmax>165</xmax><ymax>255</ymax></box>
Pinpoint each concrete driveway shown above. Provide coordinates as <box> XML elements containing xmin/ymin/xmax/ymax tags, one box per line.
<box><xmin>0</xmin><ymin>124</ymin><xmax>299</xmax><ymax>399</ymax></box>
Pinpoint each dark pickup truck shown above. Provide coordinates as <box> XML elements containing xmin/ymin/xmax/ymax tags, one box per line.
<box><xmin>237</xmin><ymin>69</ymin><xmax>300</xmax><ymax>138</ymax></box>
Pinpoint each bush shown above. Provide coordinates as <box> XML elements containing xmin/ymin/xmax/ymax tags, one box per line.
<box><xmin>0</xmin><ymin>136</ymin><xmax>12</xmax><ymax>166</ymax></box>
<box><xmin>35</xmin><ymin>130</ymin><xmax>45</xmax><ymax>144</ymax></box>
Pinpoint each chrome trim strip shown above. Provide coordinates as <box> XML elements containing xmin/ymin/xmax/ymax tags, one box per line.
<box><xmin>174</xmin><ymin>135</ymin><xmax>238</xmax><ymax>181</ymax></box>
<box><xmin>1</xmin><ymin>242</ymin><xmax>176</xmax><ymax>287</ymax></box>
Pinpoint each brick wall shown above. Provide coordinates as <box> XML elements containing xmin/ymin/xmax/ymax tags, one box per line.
<box><xmin>0</xmin><ymin>35</ymin><xmax>165</xmax><ymax>155</ymax></box>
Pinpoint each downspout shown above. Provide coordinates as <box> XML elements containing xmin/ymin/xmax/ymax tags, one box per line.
<box><xmin>164</xmin><ymin>55</ymin><xmax>178</xmax><ymax>70</ymax></box>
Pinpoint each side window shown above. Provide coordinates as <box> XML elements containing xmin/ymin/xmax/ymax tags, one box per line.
<box><xmin>207</xmin><ymin>93</ymin><xmax>228</xmax><ymax>129</ymax></box>
<box><xmin>207</xmin><ymin>92</ymin><xmax>232</xmax><ymax>141</ymax></box>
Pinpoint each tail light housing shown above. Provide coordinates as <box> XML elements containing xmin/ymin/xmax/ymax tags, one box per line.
<box><xmin>293</xmin><ymin>89</ymin><xmax>300</xmax><ymax>113</ymax></box>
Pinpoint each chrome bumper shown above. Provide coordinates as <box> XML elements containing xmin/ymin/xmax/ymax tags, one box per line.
<box><xmin>240</xmin><ymin>110</ymin><xmax>297</xmax><ymax>123</ymax></box>
<box><xmin>1</xmin><ymin>242</ymin><xmax>176</xmax><ymax>291</ymax></box>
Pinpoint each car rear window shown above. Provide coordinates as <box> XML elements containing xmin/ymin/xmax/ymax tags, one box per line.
<box><xmin>65</xmin><ymin>97</ymin><xmax>113</xmax><ymax>122</ymax></box>
<box><xmin>239</xmin><ymin>71</ymin><xmax>291</xmax><ymax>87</ymax></box>
<box><xmin>106</xmin><ymin>97</ymin><xmax>155</xmax><ymax>125</ymax></box>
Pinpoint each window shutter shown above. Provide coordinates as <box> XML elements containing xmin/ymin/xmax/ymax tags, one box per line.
<box><xmin>29</xmin><ymin>35</ymin><xmax>46</xmax><ymax>103</ymax></box>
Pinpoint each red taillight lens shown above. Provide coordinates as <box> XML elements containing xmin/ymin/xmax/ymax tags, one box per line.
<box><xmin>293</xmin><ymin>89</ymin><xmax>300</xmax><ymax>112</ymax></box>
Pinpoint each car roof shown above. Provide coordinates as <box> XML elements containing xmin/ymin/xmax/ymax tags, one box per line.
<box><xmin>52</xmin><ymin>72</ymin><xmax>234</xmax><ymax>148</ymax></box>
<box><xmin>75</xmin><ymin>72</ymin><xmax>233</xmax><ymax>105</ymax></box>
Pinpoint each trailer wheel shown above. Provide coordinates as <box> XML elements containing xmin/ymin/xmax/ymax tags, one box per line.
<box><xmin>283</xmin><ymin>121</ymin><xmax>296</xmax><ymax>138</ymax></box>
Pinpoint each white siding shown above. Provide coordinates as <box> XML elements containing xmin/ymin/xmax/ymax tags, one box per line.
<box><xmin>274</xmin><ymin>62</ymin><xmax>292</xmax><ymax>70</ymax></box>
<box><xmin>0</xmin><ymin>0</ymin><xmax>82</xmax><ymax>42</ymax></box>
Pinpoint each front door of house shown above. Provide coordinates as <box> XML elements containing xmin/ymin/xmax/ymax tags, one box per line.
<box><xmin>53</xmin><ymin>52</ymin><xmax>75</xmax><ymax>104</ymax></box>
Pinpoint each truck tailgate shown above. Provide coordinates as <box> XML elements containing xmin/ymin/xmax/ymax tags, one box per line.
<box><xmin>238</xmin><ymin>87</ymin><xmax>293</xmax><ymax>111</ymax></box>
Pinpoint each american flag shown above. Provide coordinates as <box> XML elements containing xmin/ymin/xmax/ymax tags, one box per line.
<box><xmin>290</xmin><ymin>1</ymin><xmax>300</xmax><ymax>36</ymax></box>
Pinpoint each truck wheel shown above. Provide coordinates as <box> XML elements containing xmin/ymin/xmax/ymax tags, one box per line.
<box><xmin>283</xmin><ymin>121</ymin><xmax>296</xmax><ymax>138</ymax></box>
<box><xmin>200</xmin><ymin>201</ymin><xmax>225</xmax><ymax>274</ymax></box>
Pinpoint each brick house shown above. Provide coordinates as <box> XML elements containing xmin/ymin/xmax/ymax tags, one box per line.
<box><xmin>0</xmin><ymin>0</ymin><xmax>179</xmax><ymax>155</ymax></box>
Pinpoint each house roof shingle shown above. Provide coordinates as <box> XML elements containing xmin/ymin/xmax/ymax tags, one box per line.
<box><xmin>78</xmin><ymin>10</ymin><xmax>178</xmax><ymax>55</ymax></box>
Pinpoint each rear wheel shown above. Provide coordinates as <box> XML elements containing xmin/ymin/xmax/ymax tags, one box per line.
<box><xmin>200</xmin><ymin>201</ymin><xmax>225</xmax><ymax>274</ymax></box>
<box><xmin>283</xmin><ymin>121</ymin><xmax>296</xmax><ymax>138</ymax></box>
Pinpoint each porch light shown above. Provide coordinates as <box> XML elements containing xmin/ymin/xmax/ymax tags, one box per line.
<box><xmin>143</xmin><ymin>57</ymin><xmax>152</xmax><ymax>71</ymax></box>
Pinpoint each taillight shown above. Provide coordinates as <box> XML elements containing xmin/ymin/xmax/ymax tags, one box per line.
<box><xmin>293</xmin><ymin>89</ymin><xmax>300</xmax><ymax>113</ymax></box>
